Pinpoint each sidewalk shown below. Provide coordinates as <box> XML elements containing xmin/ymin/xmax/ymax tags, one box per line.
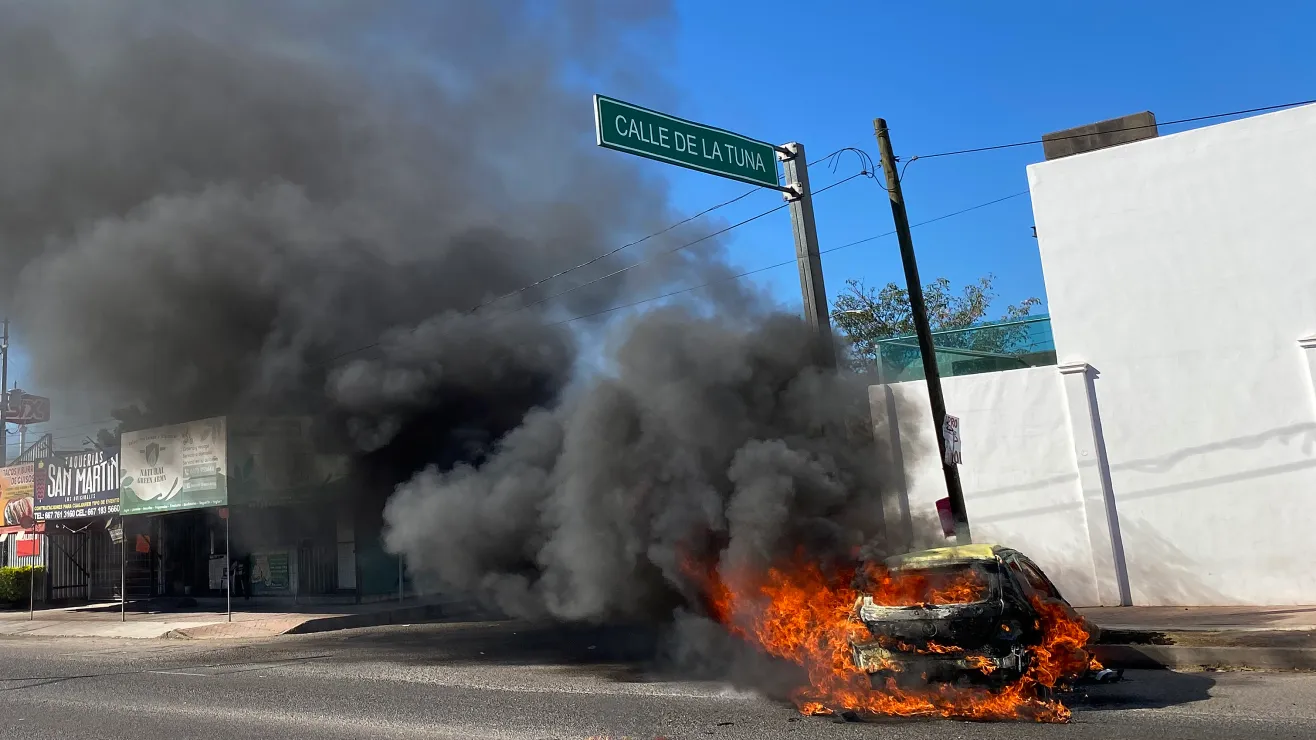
<box><xmin>1080</xmin><ymin>605</ymin><xmax>1316</xmax><ymax>632</ymax></box>
<box><xmin>0</xmin><ymin>596</ymin><xmax>478</xmax><ymax>640</ymax></box>
<box><xmin>1079</xmin><ymin>605</ymin><xmax>1316</xmax><ymax>671</ymax></box>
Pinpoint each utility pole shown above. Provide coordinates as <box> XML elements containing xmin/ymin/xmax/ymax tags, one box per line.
<box><xmin>873</xmin><ymin>118</ymin><xmax>972</xmax><ymax>545</ymax></box>
<box><xmin>1</xmin><ymin>318</ymin><xmax>8</xmax><ymax>467</ymax></box>
<box><xmin>779</xmin><ymin>142</ymin><xmax>836</xmax><ymax>369</ymax></box>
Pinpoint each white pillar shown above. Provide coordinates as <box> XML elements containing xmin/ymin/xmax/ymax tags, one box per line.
<box><xmin>1058</xmin><ymin>362</ymin><xmax>1131</xmax><ymax>606</ymax></box>
<box><xmin>1300</xmin><ymin>335</ymin><xmax>1316</xmax><ymax>405</ymax></box>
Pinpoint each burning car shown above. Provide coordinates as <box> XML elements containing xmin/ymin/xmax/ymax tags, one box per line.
<box><xmin>848</xmin><ymin>544</ymin><xmax>1100</xmax><ymax>690</ymax></box>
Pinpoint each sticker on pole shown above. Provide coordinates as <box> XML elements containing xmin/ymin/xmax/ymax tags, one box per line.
<box><xmin>942</xmin><ymin>414</ymin><xmax>962</xmax><ymax>465</ymax></box>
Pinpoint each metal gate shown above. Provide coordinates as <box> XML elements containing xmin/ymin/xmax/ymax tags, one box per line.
<box><xmin>42</xmin><ymin>524</ymin><xmax>119</xmax><ymax>603</ymax></box>
<box><xmin>44</xmin><ymin>527</ymin><xmax>89</xmax><ymax>602</ymax></box>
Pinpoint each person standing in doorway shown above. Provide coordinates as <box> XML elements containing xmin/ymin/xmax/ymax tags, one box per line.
<box><xmin>231</xmin><ymin>551</ymin><xmax>252</xmax><ymax>600</ymax></box>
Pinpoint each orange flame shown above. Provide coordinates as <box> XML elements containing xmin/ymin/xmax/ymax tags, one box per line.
<box><xmin>688</xmin><ymin>555</ymin><xmax>1093</xmax><ymax>723</ymax></box>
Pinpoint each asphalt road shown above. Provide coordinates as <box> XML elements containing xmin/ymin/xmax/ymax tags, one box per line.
<box><xmin>1</xmin><ymin>619</ymin><xmax>1314</xmax><ymax>739</ymax></box>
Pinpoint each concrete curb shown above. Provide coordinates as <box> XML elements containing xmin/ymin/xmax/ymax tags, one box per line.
<box><xmin>163</xmin><ymin>599</ymin><xmax>486</xmax><ymax>640</ymax></box>
<box><xmin>280</xmin><ymin>599</ymin><xmax>489</xmax><ymax>636</ymax></box>
<box><xmin>1092</xmin><ymin>644</ymin><xmax>1316</xmax><ymax>671</ymax></box>
<box><xmin>280</xmin><ymin>603</ymin><xmax>451</xmax><ymax>635</ymax></box>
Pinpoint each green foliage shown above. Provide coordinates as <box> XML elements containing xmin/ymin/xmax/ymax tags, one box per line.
<box><xmin>0</xmin><ymin>566</ymin><xmax>44</xmax><ymax>604</ymax></box>
<box><xmin>831</xmin><ymin>274</ymin><xmax>1041</xmax><ymax>370</ymax></box>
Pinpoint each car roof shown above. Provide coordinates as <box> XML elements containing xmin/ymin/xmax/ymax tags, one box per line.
<box><xmin>884</xmin><ymin>543</ymin><xmax>1010</xmax><ymax>569</ymax></box>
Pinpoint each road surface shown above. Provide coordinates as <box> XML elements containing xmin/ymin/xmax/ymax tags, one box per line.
<box><xmin>1</xmin><ymin>619</ymin><xmax>1314</xmax><ymax>739</ymax></box>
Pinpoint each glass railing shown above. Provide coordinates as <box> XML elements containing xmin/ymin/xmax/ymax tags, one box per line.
<box><xmin>874</xmin><ymin>315</ymin><xmax>1057</xmax><ymax>382</ymax></box>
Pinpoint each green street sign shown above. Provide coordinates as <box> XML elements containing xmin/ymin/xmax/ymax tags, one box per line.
<box><xmin>594</xmin><ymin>95</ymin><xmax>781</xmax><ymax>189</ymax></box>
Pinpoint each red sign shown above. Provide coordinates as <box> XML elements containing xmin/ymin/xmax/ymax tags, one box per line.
<box><xmin>15</xmin><ymin>534</ymin><xmax>39</xmax><ymax>558</ymax></box>
<box><xmin>935</xmin><ymin>497</ymin><xmax>956</xmax><ymax>539</ymax></box>
<box><xmin>3</xmin><ymin>391</ymin><xmax>51</xmax><ymax>425</ymax></box>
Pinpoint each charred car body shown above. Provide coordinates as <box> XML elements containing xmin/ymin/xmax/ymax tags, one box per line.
<box><xmin>847</xmin><ymin>544</ymin><xmax>1098</xmax><ymax>688</ymax></box>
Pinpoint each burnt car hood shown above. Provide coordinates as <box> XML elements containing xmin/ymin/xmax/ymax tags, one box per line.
<box><xmin>855</xmin><ymin>597</ymin><xmax>1008</xmax><ymax>651</ymax></box>
<box><xmin>850</xmin><ymin>598</ymin><xmax>1034</xmax><ymax>680</ymax></box>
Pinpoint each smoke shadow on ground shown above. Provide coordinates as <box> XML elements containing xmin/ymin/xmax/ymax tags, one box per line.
<box><xmin>305</xmin><ymin>618</ymin><xmax>664</xmax><ymax>677</ymax></box>
<box><xmin>290</xmin><ymin>616</ymin><xmax>808</xmax><ymax>699</ymax></box>
<box><xmin>1065</xmin><ymin>669</ymin><xmax>1215</xmax><ymax>713</ymax></box>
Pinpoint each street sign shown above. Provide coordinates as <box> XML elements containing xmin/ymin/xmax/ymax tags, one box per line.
<box><xmin>942</xmin><ymin>414</ymin><xmax>962</xmax><ymax>466</ymax></box>
<box><xmin>594</xmin><ymin>94</ymin><xmax>781</xmax><ymax>189</ymax></box>
<box><xmin>3</xmin><ymin>390</ymin><xmax>50</xmax><ymax>425</ymax></box>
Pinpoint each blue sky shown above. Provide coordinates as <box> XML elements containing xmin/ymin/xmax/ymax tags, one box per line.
<box><xmin>650</xmin><ymin>0</ymin><xmax>1316</xmax><ymax>317</ymax></box>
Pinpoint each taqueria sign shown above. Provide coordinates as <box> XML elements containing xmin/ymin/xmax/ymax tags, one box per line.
<box><xmin>34</xmin><ymin>450</ymin><xmax>121</xmax><ymax>521</ymax></box>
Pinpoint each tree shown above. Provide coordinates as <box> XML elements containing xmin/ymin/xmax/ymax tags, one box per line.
<box><xmin>830</xmin><ymin>274</ymin><xmax>1041</xmax><ymax>371</ymax></box>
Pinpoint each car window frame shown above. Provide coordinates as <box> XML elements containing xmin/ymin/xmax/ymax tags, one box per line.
<box><xmin>1014</xmin><ymin>555</ymin><xmax>1064</xmax><ymax>601</ymax></box>
<box><xmin>997</xmin><ymin>551</ymin><xmax>1037</xmax><ymax>601</ymax></box>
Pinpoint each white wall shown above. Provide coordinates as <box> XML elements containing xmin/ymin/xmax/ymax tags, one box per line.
<box><xmin>872</xmin><ymin>367</ymin><xmax>1103</xmax><ymax>606</ymax></box>
<box><xmin>1026</xmin><ymin>104</ymin><xmax>1316</xmax><ymax>605</ymax></box>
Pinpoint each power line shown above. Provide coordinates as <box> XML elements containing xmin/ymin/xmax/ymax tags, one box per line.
<box><xmin>551</xmin><ymin>190</ymin><xmax>1028</xmax><ymax>327</ymax></box>
<box><xmin>468</xmin><ymin>146</ymin><xmax>870</xmax><ymax>315</ymax></box>
<box><xmin>326</xmin><ymin>167</ymin><xmax>872</xmax><ymax>364</ymax></box>
<box><xmin>465</xmin><ymin>188</ymin><xmax>758</xmax><ymax>315</ymax></box>
<box><xmin>507</xmin><ymin>170</ymin><xmax>870</xmax><ymax>317</ymax></box>
<box><xmin>19</xmin><ymin>146</ymin><xmax>879</xmax><ymax>439</ymax></box>
<box><xmin>20</xmin><ymin>168</ymin><xmax>869</xmax><ymax>441</ymax></box>
<box><xmin>912</xmin><ymin>98</ymin><xmax>1316</xmax><ymax>160</ymax></box>
<box><xmin>3</xmin><ymin>418</ymin><xmax>118</xmax><ymax>445</ymax></box>
<box><xmin>817</xmin><ymin>191</ymin><xmax>1029</xmax><ymax>254</ymax></box>
<box><xmin>321</xmin><ymin>146</ymin><xmax>873</xmax><ymax>365</ymax></box>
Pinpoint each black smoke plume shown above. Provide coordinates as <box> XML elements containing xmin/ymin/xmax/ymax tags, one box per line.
<box><xmin>1</xmin><ymin>1</ymin><xmax>915</xmax><ymax>627</ymax></box>
<box><xmin>383</xmin><ymin>308</ymin><xmax>911</xmax><ymax>621</ymax></box>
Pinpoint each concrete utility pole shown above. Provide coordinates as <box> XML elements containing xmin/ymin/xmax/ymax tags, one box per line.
<box><xmin>1</xmin><ymin>318</ymin><xmax>8</xmax><ymax>467</ymax></box>
<box><xmin>779</xmin><ymin>142</ymin><xmax>836</xmax><ymax>369</ymax></box>
<box><xmin>873</xmin><ymin>118</ymin><xmax>972</xmax><ymax>545</ymax></box>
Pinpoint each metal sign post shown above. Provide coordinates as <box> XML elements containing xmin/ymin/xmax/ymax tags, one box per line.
<box><xmin>224</xmin><ymin>507</ymin><xmax>232</xmax><ymax>623</ymax></box>
<box><xmin>593</xmin><ymin>95</ymin><xmax>833</xmax><ymax>362</ymax></box>
<box><xmin>119</xmin><ymin>520</ymin><xmax>126</xmax><ymax>622</ymax></box>
<box><xmin>28</xmin><ymin>533</ymin><xmax>34</xmax><ymax>621</ymax></box>
<box><xmin>779</xmin><ymin>142</ymin><xmax>835</xmax><ymax>368</ymax></box>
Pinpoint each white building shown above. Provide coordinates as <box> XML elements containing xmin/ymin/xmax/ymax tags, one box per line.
<box><xmin>874</xmin><ymin>103</ymin><xmax>1316</xmax><ymax>607</ymax></box>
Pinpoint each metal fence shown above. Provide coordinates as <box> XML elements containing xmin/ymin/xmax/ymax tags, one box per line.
<box><xmin>875</xmin><ymin>315</ymin><xmax>1057</xmax><ymax>383</ymax></box>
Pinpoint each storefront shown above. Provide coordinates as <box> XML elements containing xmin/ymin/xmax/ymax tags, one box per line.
<box><xmin>227</xmin><ymin>415</ymin><xmax>353</xmax><ymax>598</ymax></box>
<box><xmin>33</xmin><ymin>449</ymin><xmax>122</xmax><ymax>601</ymax></box>
<box><xmin>120</xmin><ymin>415</ymin><xmax>358</xmax><ymax>602</ymax></box>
